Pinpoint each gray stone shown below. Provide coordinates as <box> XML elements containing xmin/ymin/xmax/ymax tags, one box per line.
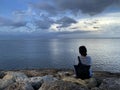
<box><xmin>99</xmin><ymin>78</ymin><xmax>120</xmax><ymax>90</ymax></box>
<box><xmin>41</xmin><ymin>75</ymin><xmax>58</xmax><ymax>83</ymax></box>
<box><xmin>39</xmin><ymin>80</ymin><xmax>88</xmax><ymax>90</ymax></box>
<box><xmin>3</xmin><ymin>72</ymin><xmax>28</xmax><ymax>82</ymax></box>
<box><xmin>24</xmin><ymin>75</ymin><xmax>58</xmax><ymax>90</ymax></box>
<box><xmin>0</xmin><ymin>71</ymin><xmax>6</xmax><ymax>79</ymax></box>
<box><xmin>0</xmin><ymin>79</ymin><xmax>14</xmax><ymax>90</ymax></box>
<box><xmin>4</xmin><ymin>82</ymin><xmax>34</xmax><ymax>90</ymax></box>
<box><xmin>26</xmin><ymin>76</ymin><xmax>43</xmax><ymax>90</ymax></box>
<box><xmin>85</xmin><ymin>78</ymin><xmax>97</xmax><ymax>89</ymax></box>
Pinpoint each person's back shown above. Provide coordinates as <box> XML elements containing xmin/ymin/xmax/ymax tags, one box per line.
<box><xmin>74</xmin><ymin>46</ymin><xmax>92</xmax><ymax>79</ymax></box>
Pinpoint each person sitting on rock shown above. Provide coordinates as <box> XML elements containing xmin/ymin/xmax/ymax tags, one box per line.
<box><xmin>74</xmin><ymin>46</ymin><xmax>92</xmax><ymax>79</ymax></box>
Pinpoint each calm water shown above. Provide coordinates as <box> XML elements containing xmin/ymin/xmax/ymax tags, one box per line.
<box><xmin>0</xmin><ymin>39</ymin><xmax>120</xmax><ymax>72</ymax></box>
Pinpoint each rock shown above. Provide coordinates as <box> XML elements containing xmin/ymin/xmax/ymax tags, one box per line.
<box><xmin>91</xmin><ymin>87</ymin><xmax>100</xmax><ymax>90</ymax></box>
<box><xmin>41</xmin><ymin>75</ymin><xmax>58</xmax><ymax>83</ymax></box>
<box><xmin>3</xmin><ymin>72</ymin><xmax>28</xmax><ymax>82</ymax></box>
<box><xmin>57</xmin><ymin>71</ymin><xmax>73</xmax><ymax>78</ymax></box>
<box><xmin>4</xmin><ymin>82</ymin><xmax>34</xmax><ymax>90</ymax></box>
<box><xmin>21</xmin><ymin>69</ymin><xmax>58</xmax><ymax>77</ymax></box>
<box><xmin>0</xmin><ymin>71</ymin><xmax>6</xmax><ymax>79</ymax></box>
<box><xmin>26</xmin><ymin>76</ymin><xmax>43</xmax><ymax>90</ymax></box>
<box><xmin>39</xmin><ymin>80</ymin><xmax>88</xmax><ymax>90</ymax></box>
<box><xmin>0</xmin><ymin>79</ymin><xmax>14</xmax><ymax>90</ymax></box>
<box><xmin>24</xmin><ymin>75</ymin><xmax>58</xmax><ymax>90</ymax></box>
<box><xmin>62</xmin><ymin>77</ymin><xmax>87</xmax><ymax>87</ymax></box>
<box><xmin>0</xmin><ymin>72</ymin><xmax>29</xmax><ymax>90</ymax></box>
<box><xmin>62</xmin><ymin>77</ymin><xmax>97</xmax><ymax>89</ymax></box>
<box><xmin>84</xmin><ymin>78</ymin><xmax>97</xmax><ymax>89</ymax></box>
<box><xmin>99</xmin><ymin>78</ymin><xmax>120</xmax><ymax>90</ymax></box>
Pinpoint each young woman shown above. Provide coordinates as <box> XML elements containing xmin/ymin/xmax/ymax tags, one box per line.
<box><xmin>74</xmin><ymin>46</ymin><xmax>92</xmax><ymax>79</ymax></box>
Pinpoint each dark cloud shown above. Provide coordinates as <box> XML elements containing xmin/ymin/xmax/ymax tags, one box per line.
<box><xmin>30</xmin><ymin>0</ymin><xmax>120</xmax><ymax>15</ymax></box>
<box><xmin>0</xmin><ymin>16</ymin><xmax>12</xmax><ymax>26</ymax></box>
<box><xmin>56</xmin><ymin>16</ymin><xmax>77</xmax><ymax>28</ymax></box>
<box><xmin>55</xmin><ymin>0</ymin><xmax>120</xmax><ymax>15</ymax></box>
<box><xmin>0</xmin><ymin>16</ymin><xmax>27</xmax><ymax>28</ymax></box>
<box><xmin>34</xmin><ymin>16</ymin><xmax>55</xmax><ymax>29</ymax></box>
<box><xmin>58</xmin><ymin>30</ymin><xmax>91</xmax><ymax>34</ymax></box>
<box><xmin>29</xmin><ymin>1</ymin><xmax>57</xmax><ymax>15</ymax></box>
<box><xmin>11</xmin><ymin>22</ymin><xmax>27</xmax><ymax>28</ymax></box>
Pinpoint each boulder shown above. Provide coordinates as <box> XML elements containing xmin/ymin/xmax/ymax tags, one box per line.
<box><xmin>25</xmin><ymin>75</ymin><xmax>58</xmax><ymax>90</ymax></box>
<box><xmin>3</xmin><ymin>72</ymin><xmax>28</xmax><ymax>82</ymax></box>
<box><xmin>26</xmin><ymin>76</ymin><xmax>43</xmax><ymax>90</ymax></box>
<box><xmin>99</xmin><ymin>78</ymin><xmax>120</xmax><ymax>90</ymax></box>
<box><xmin>84</xmin><ymin>78</ymin><xmax>97</xmax><ymax>89</ymax></box>
<box><xmin>0</xmin><ymin>79</ymin><xmax>14</xmax><ymax>90</ymax></box>
<box><xmin>39</xmin><ymin>80</ymin><xmax>88</xmax><ymax>90</ymax></box>
<box><xmin>41</xmin><ymin>75</ymin><xmax>58</xmax><ymax>83</ymax></box>
<box><xmin>62</xmin><ymin>77</ymin><xmax>86</xmax><ymax>87</ymax></box>
<box><xmin>0</xmin><ymin>71</ymin><xmax>6</xmax><ymax>79</ymax></box>
<box><xmin>62</xmin><ymin>77</ymin><xmax>97</xmax><ymax>89</ymax></box>
<box><xmin>4</xmin><ymin>82</ymin><xmax>34</xmax><ymax>90</ymax></box>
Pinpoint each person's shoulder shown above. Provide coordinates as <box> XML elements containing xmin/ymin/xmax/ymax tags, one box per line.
<box><xmin>86</xmin><ymin>55</ymin><xmax>91</xmax><ymax>59</ymax></box>
<box><xmin>86</xmin><ymin>55</ymin><xmax>92</xmax><ymax>65</ymax></box>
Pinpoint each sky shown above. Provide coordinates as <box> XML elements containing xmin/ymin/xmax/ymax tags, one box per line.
<box><xmin>0</xmin><ymin>0</ymin><xmax>120</xmax><ymax>38</ymax></box>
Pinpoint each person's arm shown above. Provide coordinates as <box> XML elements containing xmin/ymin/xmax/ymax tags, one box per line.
<box><xmin>78</xmin><ymin>56</ymin><xmax>82</xmax><ymax>64</ymax></box>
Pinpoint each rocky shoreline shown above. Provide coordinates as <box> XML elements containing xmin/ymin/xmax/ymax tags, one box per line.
<box><xmin>0</xmin><ymin>69</ymin><xmax>120</xmax><ymax>90</ymax></box>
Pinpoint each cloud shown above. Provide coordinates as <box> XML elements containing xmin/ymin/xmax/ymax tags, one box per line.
<box><xmin>29</xmin><ymin>1</ymin><xmax>57</xmax><ymax>15</ymax></box>
<box><xmin>55</xmin><ymin>0</ymin><xmax>120</xmax><ymax>15</ymax></box>
<box><xmin>34</xmin><ymin>16</ymin><xmax>55</xmax><ymax>29</ymax></box>
<box><xmin>0</xmin><ymin>16</ymin><xmax>12</xmax><ymax>26</ymax></box>
<box><xmin>58</xmin><ymin>30</ymin><xmax>91</xmax><ymax>34</ymax></box>
<box><xmin>1</xmin><ymin>0</ymin><xmax>120</xmax><ymax>36</ymax></box>
<box><xmin>30</xmin><ymin>0</ymin><xmax>120</xmax><ymax>16</ymax></box>
<box><xmin>0</xmin><ymin>16</ymin><xmax>27</xmax><ymax>28</ymax></box>
<box><xmin>56</xmin><ymin>16</ymin><xmax>77</xmax><ymax>28</ymax></box>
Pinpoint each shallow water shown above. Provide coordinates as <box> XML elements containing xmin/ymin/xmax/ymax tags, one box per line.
<box><xmin>0</xmin><ymin>39</ymin><xmax>120</xmax><ymax>73</ymax></box>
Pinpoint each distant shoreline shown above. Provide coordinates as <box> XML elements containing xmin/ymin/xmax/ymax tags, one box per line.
<box><xmin>0</xmin><ymin>37</ymin><xmax>120</xmax><ymax>40</ymax></box>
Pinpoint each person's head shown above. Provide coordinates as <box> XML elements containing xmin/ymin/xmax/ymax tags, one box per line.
<box><xmin>79</xmin><ymin>46</ymin><xmax>87</xmax><ymax>56</ymax></box>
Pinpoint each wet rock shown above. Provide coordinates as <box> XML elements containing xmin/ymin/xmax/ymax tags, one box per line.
<box><xmin>4</xmin><ymin>82</ymin><xmax>34</xmax><ymax>90</ymax></box>
<box><xmin>99</xmin><ymin>78</ymin><xmax>120</xmax><ymax>90</ymax></box>
<box><xmin>39</xmin><ymin>80</ymin><xmax>88</xmax><ymax>90</ymax></box>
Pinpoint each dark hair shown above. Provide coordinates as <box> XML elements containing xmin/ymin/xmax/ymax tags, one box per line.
<box><xmin>79</xmin><ymin>46</ymin><xmax>87</xmax><ymax>56</ymax></box>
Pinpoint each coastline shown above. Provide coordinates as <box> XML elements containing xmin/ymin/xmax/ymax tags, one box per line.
<box><xmin>0</xmin><ymin>69</ymin><xmax>120</xmax><ymax>90</ymax></box>
<box><xmin>1</xmin><ymin>68</ymin><xmax>120</xmax><ymax>77</ymax></box>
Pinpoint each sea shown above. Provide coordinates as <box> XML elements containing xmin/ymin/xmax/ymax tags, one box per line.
<box><xmin>0</xmin><ymin>39</ymin><xmax>120</xmax><ymax>73</ymax></box>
